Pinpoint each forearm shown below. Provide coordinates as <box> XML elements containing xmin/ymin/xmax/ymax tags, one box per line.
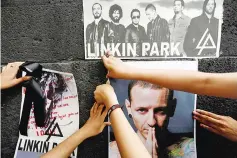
<box><xmin>41</xmin><ymin>127</ymin><xmax>89</xmax><ymax>158</ymax></box>
<box><xmin>110</xmin><ymin>109</ymin><xmax>151</xmax><ymax>158</ymax></box>
<box><xmin>126</xmin><ymin>68</ymin><xmax>237</xmax><ymax>99</ymax></box>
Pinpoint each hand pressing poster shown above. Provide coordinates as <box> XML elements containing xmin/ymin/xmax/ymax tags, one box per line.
<box><xmin>109</xmin><ymin>61</ymin><xmax>198</xmax><ymax>158</ymax></box>
<box><xmin>83</xmin><ymin>0</ymin><xmax>223</xmax><ymax>59</ymax></box>
<box><xmin>14</xmin><ymin>69</ymin><xmax>79</xmax><ymax>158</ymax></box>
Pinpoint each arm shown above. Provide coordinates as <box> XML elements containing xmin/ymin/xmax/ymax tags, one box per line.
<box><xmin>41</xmin><ymin>103</ymin><xmax>110</xmax><ymax>158</ymax></box>
<box><xmin>102</xmin><ymin>54</ymin><xmax>237</xmax><ymax>99</ymax></box>
<box><xmin>94</xmin><ymin>85</ymin><xmax>151</xmax><ymax>158</ymax></box>
<box><xmin>40</xmin><ymin>128</ymin><xmax>89</xmax><ymax>158</ymax></box>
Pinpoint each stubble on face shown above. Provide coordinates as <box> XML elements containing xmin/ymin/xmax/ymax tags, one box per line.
<box><xmin>129</xmin><ymin>86</ymin><xmax>169</xmax><ymax>140</ymax></box>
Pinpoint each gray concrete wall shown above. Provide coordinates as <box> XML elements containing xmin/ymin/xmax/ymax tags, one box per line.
<box><xmin>1</xmin><ymin>0</ymin><xmax>237</xmax><ymax>158</ymax></box>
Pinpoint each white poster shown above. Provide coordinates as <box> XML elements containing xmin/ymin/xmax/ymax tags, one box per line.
<box><xmin>109</xmin><ymin>61</ymin><xmax>198</xmax><ymax>158</ymax></box>
<box><xmin>83</xmin><ymin>0</ymin><xmax>223</xmax><ymax>59</ymax></box>
<box><xmin>14</xmin><ymin>69</ymin><xmax>79</xmax><ymax>158</ymax></box>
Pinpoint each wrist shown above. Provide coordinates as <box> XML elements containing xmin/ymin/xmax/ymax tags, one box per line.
<box><xmin>106</xmin><ymin>98</ymin><xmax>119</xmax><ymax>108</ymax></box>
<box><xmin>80</xmin><ymin>125</ymin><xmax>93</xmax><ymax>139</ymax></box>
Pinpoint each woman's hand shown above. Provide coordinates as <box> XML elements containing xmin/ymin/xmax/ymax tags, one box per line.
<box><xmin>102</xmin><ymin>52</ymin><xmax>132</xmax><ymax>79</ymax></box>
<box><xmin>82</xmin><ymin>103</ymin><xmax>111</xmax><ymax>138</ymax></box>
<box><xmin>94</xmin><ymin>84</ymin><xmax>118</xmax><ymax>109</ymax></box>
<box><xmin>0</xmin><ymin>62</ymin><xmax>31</xmax><ymax>89</ymax></box>
<box><xmin>193</xmin><ymin>109</ymin><xmax>237</xmax><ymax>142</ymax></box>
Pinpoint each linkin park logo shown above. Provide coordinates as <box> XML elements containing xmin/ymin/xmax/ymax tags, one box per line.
<box><xmin>196</xmin><ymin>28</ymin><xmax>217</xmax><ymax>55</ymax></box>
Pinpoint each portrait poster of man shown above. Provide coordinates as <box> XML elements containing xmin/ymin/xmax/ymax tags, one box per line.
<box><xmin>108</xmin><ymin>61</ymin><xmax>198</xmax><ymax>158</ymax></box>
<box><xmin>14</xmin><ymin>69</ymin><xmax>79</xmax><ymax>158</ymax></box>
<box><xmin>83</xmin><ymin>0</ymin><xmax>223</xmax><ymax>59</ymax></box>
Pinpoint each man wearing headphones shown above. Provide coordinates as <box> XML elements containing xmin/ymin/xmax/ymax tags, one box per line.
<box><xmin>110</xmin><ymin>80</ymin><xmax>195</xmax><ymax>158</ymax></box>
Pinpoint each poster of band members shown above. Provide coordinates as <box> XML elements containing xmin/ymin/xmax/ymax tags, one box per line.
<box><xmin>109</xmin><ymin>61</ymin><xmax>198</xmax><ymax>158</ymax></box>
<box><xmin>83</xmin><ymin>0</ymin><xmax>223</xmax><ymax>59</ymax></box>
<box><xmin>14</xmin><ymin>69</ymin><xmax>79</xmax><ymax>158</ymax></box>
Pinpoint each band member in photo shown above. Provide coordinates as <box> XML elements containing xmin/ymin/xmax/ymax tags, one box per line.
<box><xmin>86</xmin><ymin>3</ymin><xmax>109</xmax><ymax>54</ymax></box>
<box><xmin>168</xmin><ymin>0</ymin><xmax>191</xmax><ymax>57</ymax></box>
<box><xmin>146</xmin><ymin>4</ymin><xmax>170</xmax><ymax>51</ymax></box>
<box><xmin>183</xmin><ymin>0</ymin><xmax>219</xmax><ymax>57</ymax></box>
<box><xmin>110</xmin><ymin>81</ymin><xmax>195</xmax><ymax>158</ymax></box>
<box><xmin>125</xmin><ymin>9</ymin><xmax>148</xmax><ymax>56</ymax></box>
<box><xmin>108</xmin><ymin>4</ymin><xmax>126</xmax><ymax>44</ymax></box>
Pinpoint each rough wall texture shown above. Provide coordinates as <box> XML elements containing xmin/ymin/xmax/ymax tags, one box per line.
<box><xmin>1</xmin><ymin>0</ymin><xmax>237</xmax><ymax>158</ymax></box>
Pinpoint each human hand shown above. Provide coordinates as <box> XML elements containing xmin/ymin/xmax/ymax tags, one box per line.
<box><xmin>0</xmin><ymin>62</ymin><xmax>31</xmax><ymax>90</ymax></box>
<box><xmin>83</xmin><ymin>103</ymin><xmax>111</xmax><ymax>138</ymax></box>
<box><xmin>193</xmin><ymin>109</ymin><xmax>237</xmax><ymax>142</ymax></box>
<box><xmin>94</xmin><ymin>84</ymin><xmax>118</xmax><ymax>109</ymax></box>
<box><xmin>102</xmin><ymin>51</ymin><xmax>133</xmax><ymax>79</ymax></box>
<box><xmin>145</xmin><ymin>127</ymin><xmax>158</xmax><ymax>158</ymax></box>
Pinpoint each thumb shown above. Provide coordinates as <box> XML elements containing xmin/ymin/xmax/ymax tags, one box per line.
<box><xmin>104</xmin><ymin>122</ymin><xmax>111</xmax><ymax>126</ymax></box>
<box><xmin>12</xmin><ymin>76</ymin><xmax>32</xmax><ymax>86</ymax></box>
<box><xmin>102</xmin><ymin>55</ymin><xmax>109</xmax><ymax>67</ymax></box>
<box><xmin>100</xmin><ymin>122</ymin><xmax>111</xmax><ymax>131</ymax></box>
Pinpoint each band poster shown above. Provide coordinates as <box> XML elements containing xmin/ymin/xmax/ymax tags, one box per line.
<box><xmin>14</xmin><ymin>69</ymin><xmax>79</xmax><ymax>158</ymax></box>
<box><xmin>109</xmin><ymin>61</ymin><xmax>198</xmax><ymax>158</ymax></box>
<box><xmin>83</xmin><ymin>0</ymin><xmax>223</xmax><ymax>59</ymax></box>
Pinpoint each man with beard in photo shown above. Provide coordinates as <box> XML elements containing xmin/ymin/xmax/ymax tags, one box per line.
<box><xmin>108</xmin><ymin>4</ymin><xmax>126</xmax><ymax>44</ymax></box>
<box><xmin>183</xmin><ymin>0</ymin><xmax>219</xmax><ymax>57</ymax></box>
<box><xmin>109</xmin><ymin>81</ymin><xmax>196</xmax><ymax>158</ymax></box>
<box><xmin>86</xmin><ymin>3</ymin><xmax>109</xmax><ymax>55</ymax></box>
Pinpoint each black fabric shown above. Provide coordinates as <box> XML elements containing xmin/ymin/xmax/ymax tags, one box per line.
<box><xmin>18</xmin><ymin>62</ymin><xmax>45</xmax><ymax>136</ymax></box>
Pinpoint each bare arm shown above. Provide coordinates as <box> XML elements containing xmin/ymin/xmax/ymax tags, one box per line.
<box><xmin>41</xmin><ymin>128</ymin><xmax>88</xmax><ymax>158</ymax></box>
<box><xmin>102</xmin><ymin>55</ymin><xmax>237</xmax><ymax>99</ymax></box>
<box><xmin>131</xmin><ymin>69</ymin><xmax>237</xmax><ymax>99</ymax></box>
<box><xmin>110</xmin><ymin>109</ymin><xmax>151</xmax><ymax>158</ymax></box>
<box><xmin>94</xmin><ymin>85</ymin><xmax>151</xmax><ymax>158</ymax></box>
<box><xmin>41</xmin><ymin>103</ymin><xmax>110</xmax><ymax>158</ymax></box>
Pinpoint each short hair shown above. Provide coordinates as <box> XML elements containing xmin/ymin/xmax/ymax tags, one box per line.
<box><xmin>109</xmin><ymin>4</ymin><xmax>123</xmax><ymax>20</ymax></box>
<box><xmin>145</xmin><ymin>4</ymin><xmax>156</xmax><ymax>11</ymax></box>
<box><xmin>128</xmin><ymin>80</ymin><xmax>174</xmax><ymax>104</ymax></box>
<box><xmin>130</xmin><ymin>9</ymin><xmax>140</xmax><ymax>18</ymax></box>
<box><xmin>174</xmin><ymin>0</ymin><xmax>185</xmax><ymax>7</ymax></box>
<box><xmin>92</xmin><ymin>3</ymin><xmax>102</xmax><ymax>10</ymax></box>
<box><xmin>203</xmin><ymin>0</ymin><xmax>216</xmax><ymax>15</ymax></box>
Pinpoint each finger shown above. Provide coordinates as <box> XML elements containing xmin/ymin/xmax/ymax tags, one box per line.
<box><xmin>12</xmin><ymin>76</ymin><xmax>31</xmax><ymax>85</ymax></box>
<box><xmin>106</xmin><ymin>72</ymin><xmax>111</xmax><ymax>79</ymax></box>
<box><xmin>6</xmin><ymin>63</ymin><xmax>15</xmax><ymax>69</ymax></box>
<box><xmin>100</xmin><ymin>122</ymin><xmax>111</xmax><ymax>132</ymax></box>
<box><xmin>147</xmin><ymin>127</ymin><xmax>152</xmax><ymax>143</ymax></box>
<box><xmin>105</xmin><ymin>51</ymin><xmax>113</xmax><ymax>58</ymax></box>
<box><xmin>102</xmin><ymin>55</ymin><xmax>109</xmax><ymax>65</ymax></box>
<box><xmin>152</xmin><ymin>128</ymin><xmax>157</xmax><ymax>157</ymax></box>
<box><xmin>1</xmin><ymin>66</ymin><xmax>7</xmax><ymax>72</ymax></box>
<box><xmin>97</xmin><ymin>104</ymin><xmax>105</xmax><ymax>115</ymax></box>
<box><xmin>200</xmin><ymin>123</ymin><xmax>221</xmax><ymax>136</ymax></box>
<box><xmin>195</xmin><ymin>109</ymin><xmax>221</xmax><ymax>120</ymax></box>
<box><xmin>193</xmin><ymin>115</ymin><xmax>221</xmax><ymax>128</ymax></box>
<box><xmin>93</xmin><ymin>102</ymin><xmax>99</xmax><ymax>114</ymax></box>
<box><xmin>101</xmin><ymin>106</ymin><xmax>109</xmax><ymax>118</ymax></box>
<box><xmin>90</xmin><ymin>102</ymin><xmax>96</xmax><ymax>116</ymax></box>
<box><xmin>13</xmin><ymin>62</ymin><xmax>24</xmax><ymax>67</ymax></box>
<box><xmin>104</xmin><ymin>122</ymin><xmax>111</xmax><ymax>126</ymax></box>
<box><xmin>106</xmin><ymin>79</ymin><xmax>110</xmax><ymax>85</ymax></box>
